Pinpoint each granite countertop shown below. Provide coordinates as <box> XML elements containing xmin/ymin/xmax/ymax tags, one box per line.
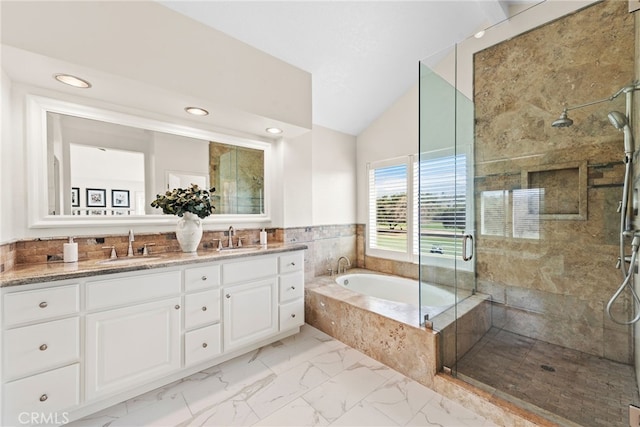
<box><xmin>0</xmin><ymin>243</ymin><xmax>308</xmax><ymax>288</ymax></box>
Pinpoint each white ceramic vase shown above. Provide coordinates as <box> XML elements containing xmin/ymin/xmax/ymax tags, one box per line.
<box><xmin>176</xmin><ymin>212</ymin><xmax>203</xmax><ymax>253</ymax></box>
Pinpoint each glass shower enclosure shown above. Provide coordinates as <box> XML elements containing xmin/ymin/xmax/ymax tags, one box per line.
<box><xmin>419</xmin><ymin>1</ymin><xmax>639</xmax><ymax>426</ymax></box>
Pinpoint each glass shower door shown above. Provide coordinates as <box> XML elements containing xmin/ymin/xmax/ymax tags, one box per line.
<box><xmin>419</xmin><ymin>46</ymin><xmax>477</xmax><ymax>374</ymax></box>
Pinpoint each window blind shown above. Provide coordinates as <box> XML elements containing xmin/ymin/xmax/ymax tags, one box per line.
<box><xmin>418</xmin><ymin>154</ymin><xmax>466</xmax><ymax>258</ymax></box>
<box><xmin>368</xmin><ymin>163</ymin><xmax>408</xmax><ymax>252</ymax></box>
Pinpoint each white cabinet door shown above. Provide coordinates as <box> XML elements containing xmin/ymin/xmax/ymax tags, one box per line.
<box><xmin>85</xmin><ymin>297</ymin><xmax>181</xmax><ymax>400</ymax></box>
<box><xmin>223</xmin><ymin>278</ymin><xmax>278</xmax><ymax>351</ymax></box>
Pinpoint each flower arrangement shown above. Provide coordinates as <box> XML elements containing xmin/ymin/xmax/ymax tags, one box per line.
<box><xmin>151</xmin><ymin>184</ymin><xmax>216</xmax><ymax>219</ymax></box>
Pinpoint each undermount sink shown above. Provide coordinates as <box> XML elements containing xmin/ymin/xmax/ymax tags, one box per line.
<box><xmin>217</xmin><ymin>246</ymin><xmax>261</xmax><ymax>253</ymax></box>
<box><xmin>96</xmin><ymin>256</ymin><xmax>163</xmax><ymax>265</ymax></box>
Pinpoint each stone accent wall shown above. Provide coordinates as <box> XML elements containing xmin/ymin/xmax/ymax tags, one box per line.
<box><xmin>474</xmin><ymin>0</ymin><xmax>635</xmax><ymax>363</ymax></box>
<box><xmin>280</xmin><ymin>224</ymin><xmax>357</xmax><ymax>280</ymax></box>
<box><xmin>0</xmin><ymin>224</ymin><xmax>357</xmax><ymax>283</ymax></box>
<box><xmin>0</xmin><ymin>242</ymin><xmax>16</xmax><ymax>273</ymax></box>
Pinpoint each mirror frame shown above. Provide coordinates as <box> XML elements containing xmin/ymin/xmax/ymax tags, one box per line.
<box><xmin>26</xmin><ymin>94</ymin><xmax>272</xmax><ymax>228</ymax></box>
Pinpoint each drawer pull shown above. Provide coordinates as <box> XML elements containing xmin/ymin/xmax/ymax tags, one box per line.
<box><xmin>289</xmin><ymin>262</ymin><xmax>296</xmax><ymax>266</ymax></box>
<box><xmin>39</xmin><ymin>394</ymin><xmax>48</xmax><ymax>402</ymax></box>
<box><xmin>39</xmin><ymin>344</ymin><xmax>48</xmax><ymax>351</ymax></box>
<box><xmin>202</xmin><ymin>342</ymin><xmax>208</xmax><ymax>348</ymax></box>
<box><xmin>39</xmin><ymin>301</ymin><xmax>48</xmax><ymax>309</ymax></box>
<box><xmin>201</xmin><ymin>275</ymin><xmax>208</xmax><ymax>281</ymax></box>
<box><xmin>290</xmin><ymin>286</ymin><xmax>296</xmax><ymax>290</ymax></box>
<box><xmin>291</xmin><ymin>313</ymin><xmax>296</xmax><ymax>318</ymax></box>
<box><xmin>202</xmin><ymin>306</ymin><xmax>207</xmax><ymax>311</ymax></box>
<box><xmin>175</xmin><ymin>305</ymin><xmax>181</xmax><ymax>310</ymax></box>
<box><xmin>226</xmin><ymin>294</ymin><xmax>231</xmax><ymax>299</ymax></box>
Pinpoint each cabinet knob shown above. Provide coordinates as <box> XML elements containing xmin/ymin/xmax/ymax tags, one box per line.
<box><xmin>39</xmin><ymin>344</ymin><xmax>48</xmax><ymax>351</ymax></box>
<box><xmin>201</xmin><ymin>275</ymin><xmax>207</xmax><ymax>281</ymax></box>
<box><xmin>39</xmin><ymin>301</ymin><xmax>48</xmax><ymax>309</ymax></box>
<box><xmin>226</xmin><ymin>294</ymin><xmax>231</xmax><ymax>299</ymax></box>
<box><xmin>175</xmin><ymin>305</ymin><xmax>180</xmax><ymax>310</ymax></box>
<box><xmin>290</xmin><ymin>262</ymin><xmax>295</xmax><ymax>266</ymax></box>
<box><xmin>39</xmin><ymin>394</ymin><xmax>48</xmax><ymax>402</ymax></box>
<box><xmin>201</xmin><ymin>306</ymin><xmax>207</xmax><ymax>311</ymax></box>
<box><xmin>290</xmin><ymin>286</ymin><xmax>296</xmax><ymax>290</ymax></box>
<box><xmin>202</xmin><ymin>342</ymin><xmax>208</xmax><ymax>348</ymax></box>
<box><xmin>291</xmin><ymin>313</ymin><xmax>296</xmax><ymax>318</ymax></box>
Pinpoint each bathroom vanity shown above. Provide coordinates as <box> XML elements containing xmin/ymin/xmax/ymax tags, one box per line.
<box><xmin>0</xmin><ymin>246</ymin><xmax>305</xmax><ymax>426</ymax></box>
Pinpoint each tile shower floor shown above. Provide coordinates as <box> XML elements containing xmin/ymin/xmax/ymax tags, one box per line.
<box><xmin>456</xmin><ymin>327</ymin><xmax>639</xmax><ymax>427</ymax></box>
<box><xmin>68</xmin><ymin>325</ymin><xmax>497</xmax><ymax>427</ymax></box>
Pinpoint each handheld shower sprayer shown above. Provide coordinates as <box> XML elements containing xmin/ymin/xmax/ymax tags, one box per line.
<box><xmin>608</xmin><ymin>111</ymin><xmax>634</xmax><ymax>155</ymax></box>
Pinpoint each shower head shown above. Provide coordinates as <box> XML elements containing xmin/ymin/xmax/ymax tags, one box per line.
<box><xmin>608</xmin><ymin>111</ymin><xmax>628</xmax><ymax>130</ymax></box>
<box><xmin>551</xmin><ymin>110</ymin><xmax>573</xmax><ymax>128</ymax></box>
<box><xmin>551</xmin><ymin>82</ymin><xmax>639</xmax><ymax>128</ymax></box>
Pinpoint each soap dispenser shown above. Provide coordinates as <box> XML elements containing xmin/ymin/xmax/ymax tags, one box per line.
<box><xmin>260</xmin><ymin>228</ymin><xmax>268</xmax><ymax>246</ymax></box>
<box><xmin>63</xmin><ymin>237</ymin><xmax>78</xmax><ymax>263</ymax></box>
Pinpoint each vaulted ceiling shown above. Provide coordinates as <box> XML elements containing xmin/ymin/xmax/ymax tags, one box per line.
<box><xmin>160</xmin><ymin>1</ymin><xmax>534</xmax><ymax>135</ymax></box>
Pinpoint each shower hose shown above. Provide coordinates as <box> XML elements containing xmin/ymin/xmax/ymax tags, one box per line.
<box><xmin>607</xmin><ymin>154</ymin><xmax>640</xmax><ymax>325</ymax></box>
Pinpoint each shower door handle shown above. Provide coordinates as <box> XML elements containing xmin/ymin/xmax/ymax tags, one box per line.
<box><xmin>462</xmin><ymin>234</ymin><xmax>474</xmax><ymax>261</ymax></box>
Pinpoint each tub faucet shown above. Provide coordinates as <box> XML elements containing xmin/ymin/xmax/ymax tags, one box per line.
<box><xmin>227</xmin><ymin>226</ymin><xmax>235</xmax><ymax>248</ymax></box>
<box><xmin>337</xmin><ymin>256</ymin><xmax>351</xmax><ymax>274</ymax></box>
<box><xmin>127</xmin><ymin>229</ymin><xmax>135</xmax><ymax>257</ymax></box>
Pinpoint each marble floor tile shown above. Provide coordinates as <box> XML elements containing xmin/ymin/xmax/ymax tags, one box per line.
<box><xmin>252</xmin><ymin>397</ymin><xmax>329</xmax><ymax>426</ymax></box>
<box><xmin>110</xmin><ymin>394</ymin><xmax>192</xmax><ymax>427</ymax></box>
<box><xmin>245</xmin><ymin>361</ymin><xmax>329</xmax><ymax>419</ymax></box>
<box><xmin>363</xmin><ymin>372</ymin><xmax>438</xmax><ymax>425</ymax></box>
<box><xmin>330</xmin><ymin>401</ymin><xmax>399</xmax><ymax>426</ymax></box>
<box><xmin>407</xmin><ymin>396</ymin><xmax>498</xmax><ymax>427</ymax></box>
<box><xmin>302</xmin><ymin>364</ymin><xmax>389</xmax><ymax>422</ymax></box>
<box><xmin>71</xmin><ymin>325</ymin><xmax>497</xmax><ymax>427</ymax></box>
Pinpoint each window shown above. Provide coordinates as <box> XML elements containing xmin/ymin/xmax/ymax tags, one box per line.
<box><xmin>367</xmin><ymin>152</ymin><xmax>468</xmax><ymax>265</ymax></box>
<box><xmin>418</xmin><ymin>152</ymin><xmax>467</xmax><ymax>261</ymax></box>
<box><xmin>368</xmin><ymin>158</ymin><xmax>411</xmax><ymax>258</ymax></box>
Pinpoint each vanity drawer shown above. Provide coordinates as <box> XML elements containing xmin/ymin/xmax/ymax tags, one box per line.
<box><xmin>185</xmin><ymin>264</ymin><xmax>221</xmax><ymax>292</ymax></box>
<box><xmin>184</xmin><ymin>289</ymin><xmax>220</xmax><ymax>330</ymax></box>
<box><xmin>279</xmin><ymin>252</ymin><xmax>304</xmax><ymax>274</ymax></box>
<box><xmin>279</xmin><ymin>272</ymin><xmax>304</xmax><ymax>303</ymax></box>
<box><xmin>279</xmin><ymin>300</ymin><xmax>304</xmax><ymax>331</ymax></box>
<box><xmin>86</xmin><ymin>270</ymin><xmax>181</xmax><ymax>310</ymax></box>
<box><xmin>4</xmin><ymin>317</ymin><xmax>79</xmax><ymax>381</ymax></box>
<box><xmin>3</xmin><ymin>363</ymin><xmax>79</xmax><ymax>427</ymax></box>
<box><xmin>3</xmin><ymin>284</ymin><xmax>79</xmax><ymax>326</ymax></box>
<box><xmin>222</xmin><ymin>256</ymin><xmax>277</xmax><ymax>284</ymax></box>
<box><xmin>184</xmin><ymin>324</ymin><xmax>222</xmax><ymax>366</ymax></box>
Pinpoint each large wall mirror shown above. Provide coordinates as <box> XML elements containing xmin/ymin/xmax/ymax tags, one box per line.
<box><xmin>27</xmin><ymin>95</ymin><xmax>271</xmax><ymax>228</ymax></box>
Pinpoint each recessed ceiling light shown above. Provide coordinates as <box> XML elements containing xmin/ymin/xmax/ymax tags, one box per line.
<box><xmin>266</xmin><ymin>127</ymin><xmax>283</xmax><ymax>135</ymax></box>
<box><xmin>474</xmin><ymin>30</ymin><xmax>486</xmax><ymax>39</ymax></box>
<box><xmin>185</xmin><ymin>107</ymin><xmax>209</xmax><ymax>116</ymax></box>
<box><xmin>53</xmin><ymin>73</ymin><xmax>91</xmax><ymax>88</ymax></box>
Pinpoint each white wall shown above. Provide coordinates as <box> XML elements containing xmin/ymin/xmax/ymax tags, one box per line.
<box><xmin>311</xmin><ymin>125</ymin><xmax>356</xmax><ymax>226</ymax></box>
<box><xmin>0</xmin><ymin>70</ymin><xmax>14</xmax><ymax>243</ymax></box>
<box><xmin>1</xmin><ymin>1</ymin><xmax>311</xmax><ymax>132</ymax></box>
<box><xmin>281</xmin><ymin>131</ymin><xmax>313</xmax><ymax>228</ymax></box>
<box><xmin>356</xmin><ymin>85</ymin><xmax>418</xmax><ymax>224</ymax></box>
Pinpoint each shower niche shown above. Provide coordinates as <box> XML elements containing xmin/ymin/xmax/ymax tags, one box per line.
<box><xmin>522</xmin><ymin>161</ymin><xmax>587</xmax><ymax>220</ymax></box>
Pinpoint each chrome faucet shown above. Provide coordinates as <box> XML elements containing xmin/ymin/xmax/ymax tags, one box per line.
<box><xmin>337</xmin><ymin>256</ymin><xmax>351</xmax><ymax>274</ymax></box>
<box><xmin>127</xmin><ymin>229</ymin><xmax>134</xmax><ymax>257</ymax></box>
<box><xmin>227</xmin><ymin>226</ymin><xmax>235</xmax><ymax>248</ymax></box>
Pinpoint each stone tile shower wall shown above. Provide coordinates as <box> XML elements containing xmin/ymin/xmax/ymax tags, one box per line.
<box><xmin>473</xmin><ymin>0</ymin><xmax>635</xmax><ymax>363</ymax></box>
